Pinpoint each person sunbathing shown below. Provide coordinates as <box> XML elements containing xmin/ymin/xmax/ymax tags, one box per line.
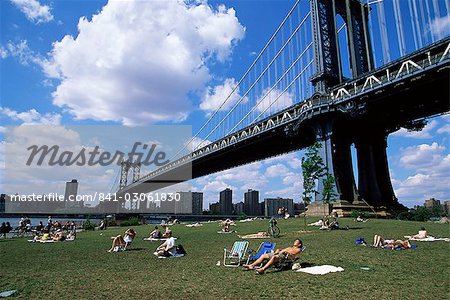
<box><xmin>238</xmin><ymin>232</ymin><xmax>270</xmax><ymax>239</ymax></box>
<box><xmin>161</xmin><ymin>226</ymin><xmax>172</xmax><ymax>238</ymax></box>
<box><xmin>108</xmin><ymin>228</ymin><xmax>136</xmax><ymax>252</ymax></box>
<box><xmin>384</xmin><ymin>239</ymin><xmax>411</xmax><ymax>249</ymax></box>
<box><xmin>410</xmin><ymin>227</ymin><xmax>428</xmax><ymax>240</ymax></box>
<box><xmin>373</xmin><ymin>235</ymin><xmax>411</xmax><ymax>249</ymax></box>
<box><xmin>52</xmin><ymin>230</ymin><xmax>66</xmax><ymax>241</ymax></box>
<box><xmin>148</xmin><ymin>226</ymin><xmax>162</xmax><ymax>239</ymax></box>
<box><xmin>186</xmin><ymin>223</ymin><xmax>203</xmax><ymax>228</ymax></box>
<box><xmin>243</xmin><ymin>239</ymin><xmax>303</xmax><ymax>274</ymax></box>
<box><xmin>307</xmin><ymin>219</ymin><xmax>324</xmax><ymax>227</ymax></box>
<box><xmin>154</xmin><ymin>231</ymin><xmax>176</xmax><ymax>257</ymax></box>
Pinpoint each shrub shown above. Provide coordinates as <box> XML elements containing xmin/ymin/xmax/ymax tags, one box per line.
<box><xmin>82</xmin><ymin>219</ymin><xmax>96</xmax><ymax>231</ymax></box>
<box><xmin>237</xmin><ymin>213</ymin><xmax>248</xmax><ymax>220</ymax></box>
<box><xmin>120</xmin><ymin>217</ymin><xmax>140</xmax><ymax>227</ymax></box>
<box><xmin>351</xmin><ymin>210</ymin><xmax>369</xmax><ymax>219</ymax></box>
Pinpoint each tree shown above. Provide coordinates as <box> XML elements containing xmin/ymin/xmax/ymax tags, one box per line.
<box><xmin>322</xmin><ymin>173</ymin><xmax>338</xmax><ymax>203</ymax></box>
<box><xmin>301</xmin><ymin>142</ymin><xmax>327</xmax><ymax>205</ymax></box>
<box><xmin>321</xmin><ymin>172</ymin><xmax>338</xmax><ymax>215</ymax></box>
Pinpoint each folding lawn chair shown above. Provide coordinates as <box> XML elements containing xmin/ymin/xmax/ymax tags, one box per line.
<box><xmin>223</xmin><ymin>241</ymin><xmax>249</xmax><ymax>267</ymax></box>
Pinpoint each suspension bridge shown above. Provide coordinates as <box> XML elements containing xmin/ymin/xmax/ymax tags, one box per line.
<box><xmin>115</xmin><ymin>0</ymin><xmax>450</xmax><ymax>212</ymax></box>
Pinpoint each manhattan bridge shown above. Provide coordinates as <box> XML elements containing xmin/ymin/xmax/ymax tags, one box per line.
<box><xmin>116</xmin><ymin>0</ymin><xmax>449</xmax><ymax>212</ymax></box>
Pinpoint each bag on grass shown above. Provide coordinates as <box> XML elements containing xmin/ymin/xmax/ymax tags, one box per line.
<box><xmin>176</xmin><ymin>244</ymin><xmax>187</xmax><ymax>255</ymax></box>
<box><xmin>355</xmin><ymin>238</ymin><xmax>366</xmax><ymax>245</ymax></box>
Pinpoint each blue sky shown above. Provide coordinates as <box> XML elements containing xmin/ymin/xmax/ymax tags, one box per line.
<box><xmin>0</xmin><ymin>0</ymin><xmax>449</xmax><ymax>209</ymax></box>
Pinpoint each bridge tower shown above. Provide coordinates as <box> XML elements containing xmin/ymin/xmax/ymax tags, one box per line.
<box><xmin>309</xmin><ymin>0</ymin><xmax>399</xmax><ymax>210</ymax></box>
<box><xmin>310</xmin><ymin>0</ymin><xmax>373</xmax><ymax>92</ymax></box>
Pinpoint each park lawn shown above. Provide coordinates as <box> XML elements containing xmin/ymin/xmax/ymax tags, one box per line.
<box><xmin>0</xmin><ymin>218</ymin><xmax>449</xmax><ymax>299</ymax></box>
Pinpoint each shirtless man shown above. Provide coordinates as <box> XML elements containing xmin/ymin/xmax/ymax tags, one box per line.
<box><xmin>243</xmin><ymin>239</ymin><xmax>303</xmax><ymax>274</ymax></box>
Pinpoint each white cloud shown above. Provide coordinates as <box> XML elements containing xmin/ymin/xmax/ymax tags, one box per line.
<box><xmin>391</xmin><ymin>120</ymin><xmax>438</xmax><ymax>139</ymax></box>
<box><xmin>41</xmin><ymin>0</ymin><xmax>245</xmax><ymax>125</ymax></box>
<box><xmin>437</xmin><ymin>124</ymin><xmax>450</xmax><ymax>135</ymax></box>
<box><xmin>255</xmin><ymin>88</ymin><xmax>294</xmax><ymax>113</ymax></box>
<box><xmin>0</xmin><ymin>107</ymin><xmax>61</xmax><ymax>125</ymax></box>
<box><xmin>2</xmin><ymin>40</ymin><xmax>43</xmax><ymax>66</ymax></box>
<box><xmin>200</xmin><ymin>78</ymin><xmax>247</xmax><ymax>112</ymax></box>
<box><xmin>393</xmin><ymin>171</ymin><xmax>450</xmax><ymax>207</ymax></box>
<box><xmin>0</xmin><ymin>46</ymin><xmax>7</xmax><ymax>59</ymax></box>
<box><xmin>265</xmin><ymin>163</ymin><xmax>289</xmax><ymax>177</ymax></box>
<box><xmin>392</xmin><ymin>141</ymin><xmax>450</xmax><ymax>207</ymax></box>
<box><xmin>399</xmin><ymin>142</ymin><xmax>445</xmax><ymax>170</ymax></box>
<box><xmin>429</xmin><ymin>15</ymin><xmax>450</xmax><ymax>39</ymax></box>
<box><xmin>10</xmin><ymin>0</ymin><xmax>53</xmax><ymax>24</ymax></box>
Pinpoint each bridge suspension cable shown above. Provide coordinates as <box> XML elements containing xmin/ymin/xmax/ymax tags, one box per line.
<box><xmin>194</xmin><ymin>1</ymin><xmax>314</xmax><ymax>149</ymax></box>
<box><xmin>367</xmin><ymin>0</ymin><xmax>449</xmax><ymax>68</ymax></box>
<box><xmin>168</xmin><ymin>0</ymin><xmax>306</xmax><ymax>159</ymax></box>
<box><xmin>197</xmin><ymin>11</ymin><xmax>313</xmax><ymax>148</ymax></box>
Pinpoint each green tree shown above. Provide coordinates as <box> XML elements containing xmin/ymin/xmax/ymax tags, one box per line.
<box><xmin>322</xmin><ymin>172</ymin><xmax>338</xmax><ymax>203</ymax></box>
<box><xmin>301</xmin><ymin>142</ymin><xmax>327</xmax><ymax>205</ymax></box>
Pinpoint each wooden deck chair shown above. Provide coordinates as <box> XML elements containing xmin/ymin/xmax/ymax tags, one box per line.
<box><xmin>223</xmin><ymin>241</ymin><xmax>249</xmax><ymax>267</ymax></box>
<box><xmin>246</xmin><ymin>242</ymin><xmax>276</xmax><ymax>266</ymax></box>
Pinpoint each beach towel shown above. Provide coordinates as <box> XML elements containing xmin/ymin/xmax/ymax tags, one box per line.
<box><xmin>185</xmin><ymin>224</ymin><xmax>203</xmax><ymax>227</ymax></box>
<box><xmin>157</xmin><ymin>253</ymin><xmax>185</xmax><ymax>259</ymax></box>
<box><xmin>143</xmin><ymin>237</ymin><xmax>177</xmax><ymax>241</ymax></box>
<box><xmin>217</xmin><ymin>231</ymin><xmax>235</xmax><ymax>234</ymax></box>
<box><xmin>0</xmin><ymin>289</ymin><xmax>17</xmax><ymax>297</ymax></box>
<box><xmin>237</xmin><ymin>235</ymin><xmax>270</xmax><ymax>239</ymax></box>
<box><xmin>296</xmin><ymin>265</ymin><xmax>344</xmax><ymax>275</ymax></box>
<box><xmin>404</xmin><ymin>235</ymin><xmax>450</xmax><ymax>242</ymax></box>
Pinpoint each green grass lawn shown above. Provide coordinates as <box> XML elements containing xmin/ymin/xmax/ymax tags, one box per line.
<box><xmin>1</xmin><ymin>218</ymin><xmax>449</xmax><ymax>299</ymax></box>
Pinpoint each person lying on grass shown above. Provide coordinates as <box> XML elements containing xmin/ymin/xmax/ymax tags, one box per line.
<box><xmin>154</xmin><ymin>230</ymin><xmax>176</xmax><ymax>257</ymax></box>
<box><xmin>107</xmin><ymin>228</ymin><xmax>136</xmax><ymax>252</ymax></box>
<box><xmin>373</xmin><ymin>235</ymin><xmax>411</xmax><ymax>249</ymax></box>
<box><xmin>243</xmin><ymin>239</ymin><xmax>303</xmax><ymax>274</ymax></box>
<box><xmin>237</xmin><ymin>232</ymin><xmax>270</xmax><ymax>239</ymax></box>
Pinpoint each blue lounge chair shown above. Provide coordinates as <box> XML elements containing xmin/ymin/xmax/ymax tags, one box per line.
<box><xmin>223</xmin><ymin>241</ymin><xmax>249</xmax><ymax>267</ymax></box>
<box><xmin>246</xmin><ymin>242</ymin><xmax>276</xmax><ymax>266</ymax></box>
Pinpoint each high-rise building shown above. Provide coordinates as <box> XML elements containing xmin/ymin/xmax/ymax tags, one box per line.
<box><xmin>64</xmin><ymin>179</ymin><xmax>81</xmax><ymax>209</ymax></box>
<box><xmin>233</xmin><ymin>202</ymin><xmax>244</xmax><ymax>215</ymax></box>
<box><xmin>264</xmin><ymin>197</ymin><xmax>294</xmax><ymax>217</ymax></box>
<box><xmin>209</xmin><ymin>202</ymin><xmax>220</xmax><ymax>214</ymax></box>
<box><xmin>244</xmin><ymin>189</ymin><xmax>260</xmax><ymax>216</ymax></box>
<box><xmin>176</xmin><ymin>191</ymin><xmax>203</xmax><ymax>214</ymax></box>
<box><xmin>0</xmin><ymin>194</ymin><xmax>5</xmax><ymax>213</ymax></box>
<box><xmin>219</xmin><ymin>188</ymin><xmax>233</xmax><ymax>215</ymax></box>
<box><xmin>192</xmin><ymin>192</ymin><xmax>203</xmax><ymax>214</ymax></box>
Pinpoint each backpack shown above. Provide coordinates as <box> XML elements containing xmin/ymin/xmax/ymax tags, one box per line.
<box><xmin>355</xmin><ymin>237</ymin><xmax>366</xmax><ymax>245</ymax></box>
<box><xmin>176</xmin><ymin>244</ymin><xmax>187</xmax><ymax>255</ymax></box>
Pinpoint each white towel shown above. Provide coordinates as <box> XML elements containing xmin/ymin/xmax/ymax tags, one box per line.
<box><xmin>405</xmin><ymin>236</ymin><xmax>450</xmax><ymax>242</ymax></box>
<box><xmin>296</xmin><ymin>265</ymin><xmax>344</xmax><ymax>275</ymax></box>
<box><xmin>143</xmin><ymin>237</ymin><xmax>177</xmax><ymax>241</ymax></box>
